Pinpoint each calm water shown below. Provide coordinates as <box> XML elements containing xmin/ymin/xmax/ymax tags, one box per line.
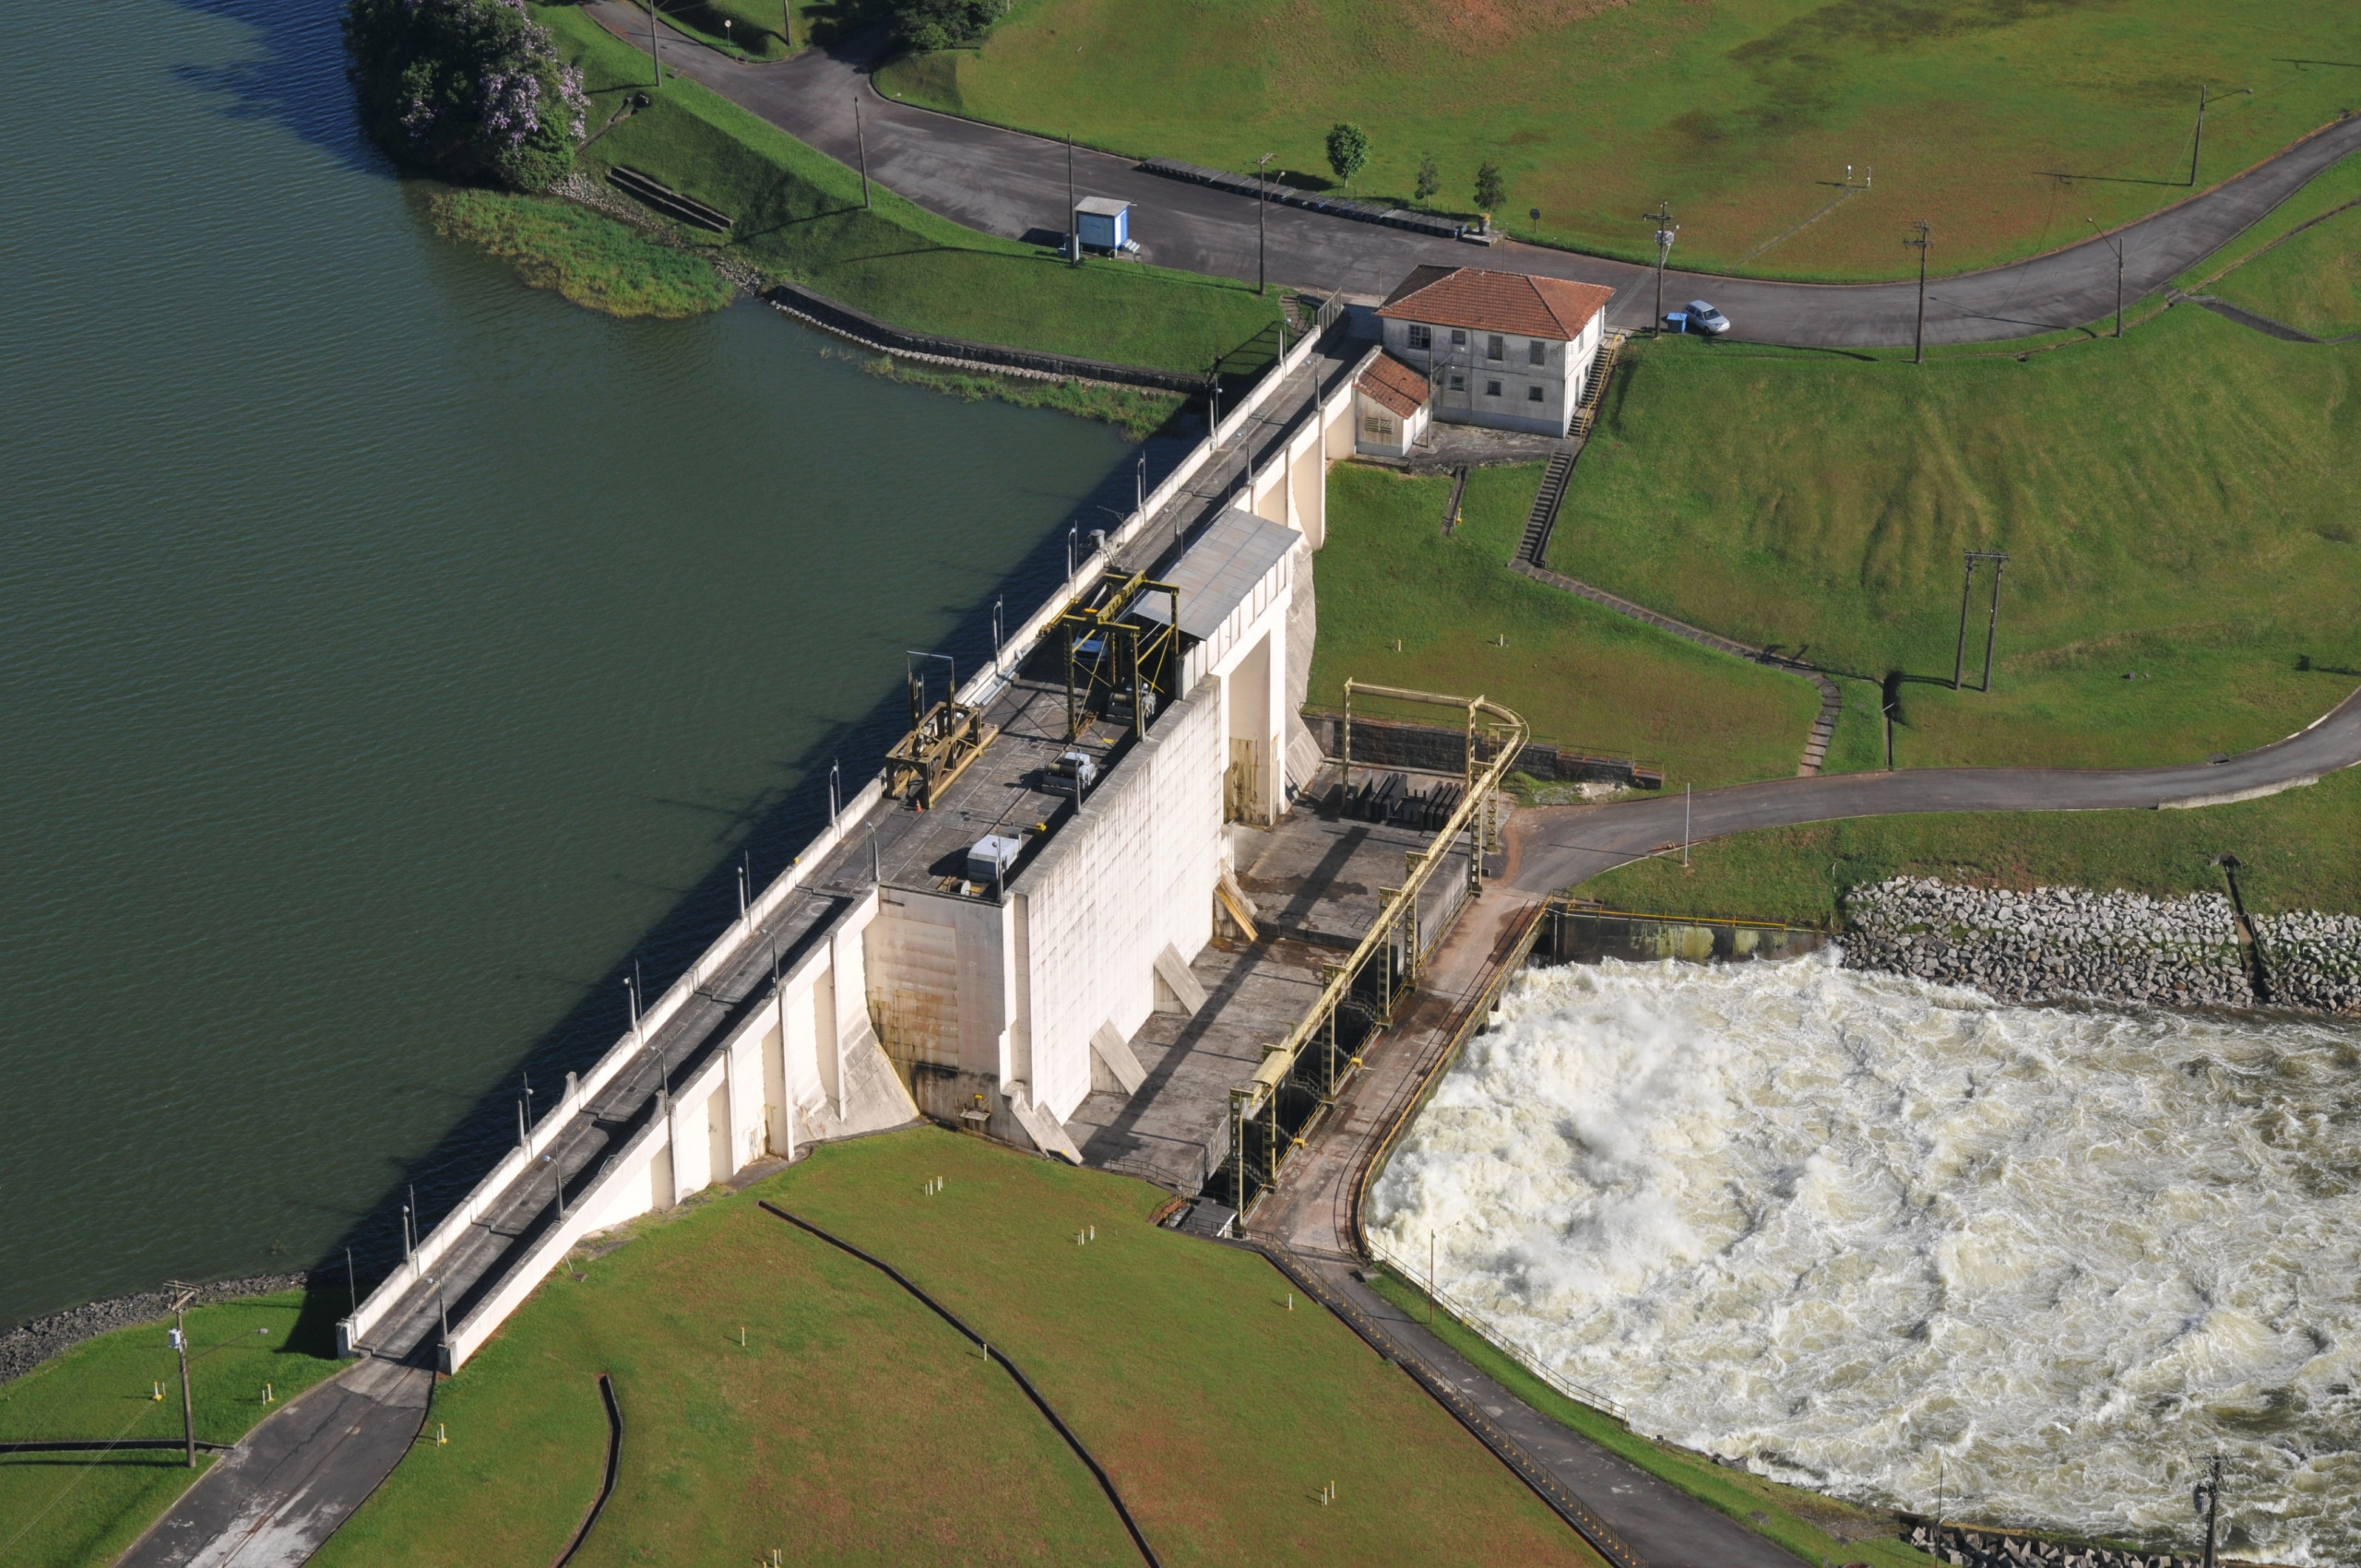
<box><xmin>0</xmin><ymin>0</ymin><xmax>1141</xmax><ymax>1324</ymax></box>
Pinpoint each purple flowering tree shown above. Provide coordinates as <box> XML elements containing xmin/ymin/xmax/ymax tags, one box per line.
<box><xmin>346</xmin><ymin>0</ymin><xmax>589</xmax><ymax>190</ymax></box>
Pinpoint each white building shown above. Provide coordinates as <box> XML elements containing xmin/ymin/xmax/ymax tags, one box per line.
<box><xmin>1353</xmin><ymin>351</ymin><xmax>1433</xmax><ymax>457</ymax></box>
<box><xmin>1376</xmin><ymin>266</ymin><xmax>1614</xmax><ymax>438</ymax></box>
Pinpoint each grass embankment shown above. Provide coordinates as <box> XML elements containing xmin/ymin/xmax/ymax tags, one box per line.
<box><xmin>1364</xmin><ymin>1266</ymin><xmax>1933</xmax><ymax>1568</ymax></box>
<box><xmin>0</xmin><ymin>1292</ymin><xmax>345</xmax><ymax>1568</ymax></box>
<box><xmin>858</xmin><ymin>353</ymin><xmax>1187</xmax><ymax>439</ymax></box>
<box><xmin>1543</xmin><ymin>303</ymin><xmax>2361</xmax><ymax>772</ymax></box>
<box><xmin>874</xmin><ymin>0</ymin><xmax>2360</xmax><ymax>279</ymax></box>
<box><xmin>428</xmin><ymin>186</ymin><xmax>737</xmax><ymax>317</ymax></box>
<box><xmin>539</xmin><ymin>5</ymin><xmax>1283</xmax><ymax>375</ymax></box>
<box><xmin>2178</xmin><ymin>141</ymin><xmax>2361</xmax><ymax>304</ymax></box>
<box><xmin>2205</xmin><ymin>203</ymin><xmax>2361</xmax><ymax>340</ymax></box>
<box><xmin>326</xmin><ymin>1129</ymin><xmax>1604</xmax><ymax>1567</ymax></box>
<box><xmin>1313</xmin><ymin>461</ymin><xmax>1821</xmax><ymax>788</ymax></box>
<box><xmin>1578</xmin><ymin>765</ymin><xmax>2361</xmax><ymax>923</ymax></box>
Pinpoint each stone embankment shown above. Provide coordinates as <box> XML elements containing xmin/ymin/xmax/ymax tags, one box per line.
<box><xmin>1</xmin><ymin>1272</ymin><xmax>312</xmax><ymax>1386</ymax></box>
<box><xmin>1842</xmin><ymin>878</ymin><xmax>2361</xmax><ymax>1015</ymax></box>
<box><xmin>1908</xmin><ymin>1522</ymin><xmax>2213</xmax><ymax>1568</ymax></box>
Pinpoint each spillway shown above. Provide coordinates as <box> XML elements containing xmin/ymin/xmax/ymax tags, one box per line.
<box><xmin>1369</xmin><ymin>951</ymin><xmax>2361</xmax><ymax>1565</ymax></box>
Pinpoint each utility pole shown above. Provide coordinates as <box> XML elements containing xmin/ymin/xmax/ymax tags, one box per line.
<box><xmin>1066</xmin><ymin>133</ymin><xmax>1077</xmax><ymax>265</ymax></box>
<box><xmin>1644</xmin><ymin>202</ymin><xmax>1676</xmax><ymax>335</ymax></box>
<box><xmin>2087</xmin><ymin>218</ymin><xmax>2124</xmax><ymax>338</ymax></box>
<box><xmin>2199</xmin><ymin>1454</ymin><xmax>2223</xmax><ymax>1568</ymax></box>
<box><xmin>1953</xmin><ymin>550</ymin><xmax>2011</xmax><ymax>691</ymax></box>
<box><xmin>1906</xmin><ymin>221</ymin><xmax>1932</xmax><ymax>363</ymax></box>
<box><xmin>166</xmin><ymin>1284</ymin><xmax>196</xmax><ymax>1467</ymax></box>
<box><xmin>2190</xmin><ymin>87</ymin><xmax>2248</xmax><ymax>187</ymax></box>
<box><xmin>1952</xmin><ymin>553</ymin><xmax>1975</xmax><ymax>690</ymax></box>
<box><xmin>853</xmin><ymin>95</ymin><xmax>871</xmax><ymax>208</ymax></box>
<box><xmin>1254</xmin><ymin>153</ymin><xmax>1275</xmax><ymax>295</ymax></box>
<box><xmin>1980</xmin><ymin>552</ymin><xmax>2009</xmax><ymax>692</ymax></box>
<box><xmin>781</xmin><ymin>0</ymin><xmax>791</xmax><ymax>49</ymax></box>
<box><xmin>649</xmin><ymin>0</ymin><xmax>661</xmax><ymax>88</ymax></box>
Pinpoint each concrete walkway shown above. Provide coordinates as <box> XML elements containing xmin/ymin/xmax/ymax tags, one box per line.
<box><xmin>580</xmin><ymin>5</ymin><xmax>2361</xmax><ymax>348</ymax></box>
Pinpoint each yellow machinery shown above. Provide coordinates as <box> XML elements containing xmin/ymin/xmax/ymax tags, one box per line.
<box><xmin>884</xmin><ymin>653</ymin><xmax>997</xmax><ymax>810</ymax></box>
<box><xmin>1058</xmin><ymin>570</ymin><xmax>1181</xmax><ymax>742</ymax></box>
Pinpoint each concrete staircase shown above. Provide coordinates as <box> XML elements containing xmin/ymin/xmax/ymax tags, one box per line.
<box><xmin>1515</xmin><ymin>447</ymin><xmax>1576</xmax><ymax>565</ymax></box>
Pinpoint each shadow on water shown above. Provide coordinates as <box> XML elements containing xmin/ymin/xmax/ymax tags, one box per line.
<box><xmin>313</xmin><ymin>415</ymin><xmax>1207</xmax><ymax>1295</ymax></box>
<box><xmin>165</xmin><ymin>0</ymin><xmax>394</xmax><ymax>179</ymax></box>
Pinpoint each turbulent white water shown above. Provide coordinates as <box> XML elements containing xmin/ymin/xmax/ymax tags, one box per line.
<box><xmin>1370</xmin><ymin>954</ymin><xmax>2361</xmax><ymax>1563</ymax></box>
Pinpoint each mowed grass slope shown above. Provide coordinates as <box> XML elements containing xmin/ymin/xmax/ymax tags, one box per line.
<box><xmin>1315</xmin><ymin>461</ymin><xmax>1822</xmax><ymax>787</ymax></box>
<box><xmin>312</xmin><ymin>1182</ymin><xmax>1138</xmax><ymax>1568</ymax></box>
<box><xmin>0</xmin><ymin>1292</ymin><xmax>345</xmax><ymax>1568</ymax></box>
<box><xmin>876</xmin><ymin>0</ymin><xmax>2361</xmax><ymax>279</ymax></box>
<box><xmin>1574</xmin><ymin>765</ymin><xmax>2361</xmax><ymax>921</ymax></box>
<box><xmin>775</xmin><ymin>1129</ymin><xmax>1602</xmax><ymax>1567</ymax></box>
<box><xmin>2207</xmin><ymin>205</ymin><xmax>2361</xmax><ymax>339</ymax></box>
<box><xmin>544</xmin><ymin>6</ymin><xmax>1281</xmax><ymax>373</ymax></box>
<box><xmin>1544</xmin><ymin>303</ymin><xmax>2361</xmax><ymax>770</ymax></box>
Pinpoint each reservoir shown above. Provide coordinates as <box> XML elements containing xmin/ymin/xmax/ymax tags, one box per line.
<box><xmin>1370</xmin><ymin>953</ymin><xmax>2361</xmax><ymax>1566</ymax></box>
<box><xmin>0</xmin><ymin>0</ymin><xmax>1138</xmax><ymax>1325</ymax></box>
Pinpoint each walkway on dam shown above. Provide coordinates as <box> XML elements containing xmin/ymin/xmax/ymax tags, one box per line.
<box><xmin>582</xmin><ymin>2</ymin><xmax>2361</xmax><ymax>347</ymax></box>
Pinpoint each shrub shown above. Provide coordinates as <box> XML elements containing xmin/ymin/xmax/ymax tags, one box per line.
<box><xmin>1413</xmin><ymin>153</ymin><xmax>1441</xmax><ymax>205</ymax></box>
<box><xmin>344</xmin><ymin>0</ymin><xmax>588</xmax><ymax>190</ymax></box>
<box><xmin>894</xmin><ymin>0</ymin><xmax>998</xmax><ymax>50</ymax></box>
<box><xmin>1325</xmin><ymin>122</ymin><xmax>1370</xmax><ymax>189</ymax></box>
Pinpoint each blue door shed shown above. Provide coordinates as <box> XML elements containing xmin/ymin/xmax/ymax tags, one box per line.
<box><xmin>1074</xmin><ymin>196</ymin><xmax>1131</xmax><ymax>253</ymax></box>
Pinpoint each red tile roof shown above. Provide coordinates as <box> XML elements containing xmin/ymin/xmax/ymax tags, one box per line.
<box><xmin>1357</xmin><ymin>351</ymin><xmax>1430</xmax><ymax>419</ymax></box>
<box><xmin>1377</xmin><ymin>267</ymin><xmax>1614</xmax><ymax>340</ymax></box>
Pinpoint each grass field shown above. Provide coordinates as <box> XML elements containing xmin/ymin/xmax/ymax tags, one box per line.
<box><xmin>1540</xmin><ymin>302</ymin><xmax>2361</xmax><ymax>771</ymax></box>
<box><xmin>2206</xmin><ymin>204</ymin><xmax>2361</xmax><ymax>339</ymax></box>
<box><xmin>0</xmin><ymin>1292</ymin><xmax>345</xmax><ymax>1568</ymax></box>
<box><xmin>427</xmin><ymin>187</ymin><xmax>737</xmax><ymax>317</ymax></box>
<box><xmin>1364</xmin><ymin>1266</ymin><xmax>1935</xmax><ymax>1568</ymax></box>
<box><xmin>1313</xmin><ymin>461</ymin><xmax>1822</xmax><ymax>787</ymax></box>
<box><xmin>542</xmin><ymin>6</ymin><xmax>1283</xmax><ymax>374</ymax></box>
<box><xmin>1576</xmin><ymin>762</ymin><xmax>2361</xmax><ymax>921</ymax></box>
<box><xmin>321</xmin><ymin>1129</ymin><xmax>1604</xmax><ymax>1567</ymax></box>
<box><xmin>873</xmin><ymin>0</ymin><xmax>2361</xmax><ymax>280</ymax></box>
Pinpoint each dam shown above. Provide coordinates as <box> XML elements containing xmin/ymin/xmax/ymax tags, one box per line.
<box><xmin>342</xmin><ymin>312</ymin><xmax>1488</xmax><ymax>1372</ymax></box>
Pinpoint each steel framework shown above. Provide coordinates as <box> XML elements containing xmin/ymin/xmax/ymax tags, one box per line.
<box><xmin>1058</xmin><ymin>570</ymin><xmax>1181</xmax><ymax>742</ymax></box>
<box><xmin>1226</xmin><ymin>683</ymin><xmax>1525</xmax><ymax>1212</ymax></box>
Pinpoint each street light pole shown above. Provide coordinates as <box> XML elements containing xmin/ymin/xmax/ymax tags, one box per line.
<box><xmin>166</xmin><ymin>1285</ymin><xmax>196</xmax><ymax>1467</ymax></box>
<box><xmin>2087</xmin><ymin>219</ymin><xmax>2124</xmax><ymax>338</ymax></box>
<box><xmin>1906</xmin><ymin>221</ymin><xmax>1932</xmax><ymax>363</ymax></box>
<box><xmin>2191</xmin><ymin>86</ymin><xmax>2251</xmax><ymax>186</ymax></box>
<box><xmin>1255</xmin><ymin>152</ymin><xmax>1275</xmax><ymax>295</ymax></box>
<box><xmin>853</xmin><ymin>95</ymin><xmax>871</xmax><ymax>208</ymax></box>
<box><xmin>649</xmin><ymin>0</ymin><xmax>661</xmax><ymax>88</ymax></box>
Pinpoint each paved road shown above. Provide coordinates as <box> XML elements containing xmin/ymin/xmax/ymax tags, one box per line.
<box><xmin>583</xmin><ymin>6</ymin><xmax>2361</xmax><ymax>347</ymax></box>
<box><xmin>113</xmin><ymin>1358</ymin><xmax>430</xmax><ymax>1568</ymax></box>
<box><xmin>1507</xmin><ymin>683</ymin><xmax>2361</xmax><ymax>897</ymax></box>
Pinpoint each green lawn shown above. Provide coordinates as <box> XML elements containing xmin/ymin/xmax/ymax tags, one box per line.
<box><xmin>428</xmin><ymin>187</ymin><xmax>737</xmax><ymax>317</ymax></box>
<box><xmin>872</xmin><ymin>0</ymin><xmax>2361</xmax><ymax>280</ymax></box>
<box><xmin>0</xmin><ymin>1292</ymin><xmax>346</xmax><ymax>1568</ymax></box>
<box><xmin>1364</xmin><ymin>1267</ymin><xmax>1936</xmax><ymax>1568</ymax></box>
<box><xmin>320</xmin><ymin>1130</ymin><xmax>1603</xmax><ymax>1567</ymax></box>
<box><xmin>543</xmin><ymin>5</ymin><xmax>1284</xmax><ymax>375</ymax></box>
<box><xmin>1578</xmin><ymin>764</ymin><xmax>2361</xmax><ymax>922</ymax></box>
<box><xmin>313</xmin><ymin>1185</ymin><xmax>1139</xmax><ymax>1568</ymax></box>
<box><xmin>1314</xmin><ymin>461</ymin><xmax>1822</xmax><ymax>788</ymax></box>
<box><xmin>2206</xmin><ymin>204</ymin><xmax>2361</xmax><ymax>339</ymax></box>
<box><xmin>1542</xmin><ymin>303</ymin><xmax>2361</xmax><ymax>771</ymax></box>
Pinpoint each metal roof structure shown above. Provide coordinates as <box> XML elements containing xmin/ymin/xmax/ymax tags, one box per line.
<box><xmin>1132</xmin><ymin>509</ymin><xmax>1299</xmax><ymax>641</ymax></box>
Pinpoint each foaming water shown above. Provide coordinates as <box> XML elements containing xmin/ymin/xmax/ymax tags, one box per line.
<box><xmin>1370</xmin><ymin>954</ymin><xmax>2361</xmax><ymax>1563</ymax></box>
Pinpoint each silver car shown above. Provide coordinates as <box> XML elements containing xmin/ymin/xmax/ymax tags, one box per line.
<box><xmin>1684</xmin><ymin>300</ymin><xmax>1732</xmax><ymax>335</ymax></box>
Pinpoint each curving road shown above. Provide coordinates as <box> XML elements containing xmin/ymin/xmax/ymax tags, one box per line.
<box><xmin>584</xmin><ymin>6</ymin><xmax>2361</xmax><ymax>347</ymax></box>
<box><xmin>1506</xmin><ymin>683</ymin><xmax>2361</xmax><ymax>896</ymax></box>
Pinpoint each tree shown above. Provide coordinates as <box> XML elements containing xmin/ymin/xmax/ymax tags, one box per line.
<box><xmin>344</xmin><ymin>0</ymin><xmax>587</xmax><ymax>191</ymax></box>
<box><xmin>1413</xmin><ymin>154</ymin><xmax>1441</xmax><ymax>205</ymax></box>
<box><xmin>1473</xmin><ymin>160</ymin><xmax>1506</xmax><ymax>215</ymax></box>
<box><xmin>1324</xmin><ymin>123</ymin><xmax>1370</xmax><ymax>191</ymax></box>
<box><xmin>893</xmin><ymin>0</ymin><xmax>999</xmax><ymax>51</ymax></box>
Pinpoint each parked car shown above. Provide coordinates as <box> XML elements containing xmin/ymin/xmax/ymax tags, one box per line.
<box><xmin>1684</xmin><ymin>300</ymin><xmax>1732</xmax><ymax>335</ymax></box>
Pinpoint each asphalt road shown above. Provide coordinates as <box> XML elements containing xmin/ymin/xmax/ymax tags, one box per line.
<box><xmin>584</xmin><ymin>6</ymin><xmax>2361</xmax><ymax>348</ymax></box>
<box><xmin>1507</xmin><ymin>683</ymin><xmax>2361</xmax><ymax>897</ymax></box>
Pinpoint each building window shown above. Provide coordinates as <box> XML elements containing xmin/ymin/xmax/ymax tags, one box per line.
<box><xmin>1527</xmin><ymin>385</ymin><xmax>1545</xmax><ymax>402</ymax></box>
<box><xmin>1528</xmin><ymin>339</ymin><xmax>1547</xmax><ymax>365</ymax></box>
<box><xmin>1449</xmin><ymin>373</ymin><xmax>1465</xmax><ymax>391</ymax></box>
<box><xmin>1485</xmin><ymin>379</ymin><xmax>1503</xmax><ymax>398</ymax></box>
<box><xmin>1364</xmin><ymin>415</ymin><xmax>1394</xmax><ymax>438</ymax></box>
<box><xmin>1407</xmin><ymin>324</ymin><xmax>1432</xmax><ymax>351</ymax></box>
<box><xmin>1450</xmin><ymin>328</ymin><xmax>1468</xmax><ymax>347</ymax></box>
<box><xmin>1486</xmin><ymin>334</ymin><xmax>1505</xmax><ymax>361</ymax></box>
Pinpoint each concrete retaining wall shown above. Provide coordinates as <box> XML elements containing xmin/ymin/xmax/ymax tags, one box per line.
<box><xmin>1538</xmin><ymin>907</ymin><xmax>1828</xmax><ymax>968</ymax></box>
<box><xmin>765</xmin><ymin>281</ymin><xmax>1213</xmax><ymax>394</ymax></box>
<box><xmin>1304</xmin><ymin>711</ymin><xmax>1662</xmax><ymax>789</ymax></box>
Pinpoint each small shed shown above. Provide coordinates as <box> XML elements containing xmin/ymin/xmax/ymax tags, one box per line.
<box><xmin>1074</xmin><ymin>196</ymin><xmax>1132</xmax><ymax>253</ymax></box>
<box><xmin>1354</xmin><ymin>351</ymin><xmax>1432</xmax><ymax>458</ymax></box>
